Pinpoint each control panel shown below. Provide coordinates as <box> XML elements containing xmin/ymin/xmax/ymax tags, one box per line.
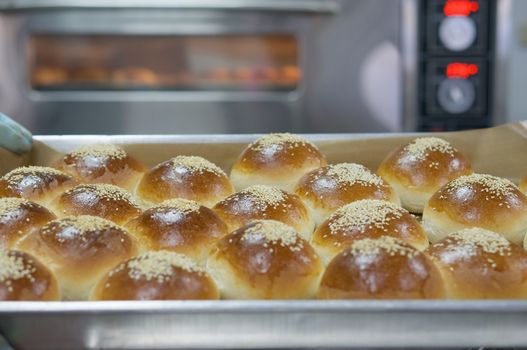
<box><xmin>417</xmin><ymin>0</ymin><xmax>495</xmax><ymax>131</ymax></box>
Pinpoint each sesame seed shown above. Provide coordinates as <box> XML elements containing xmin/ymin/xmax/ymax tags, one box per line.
<box><xmin>125</xmin><ymin>251</ymin><xmax>203</xmax><ymax>281</ymax></box>
<box><xmin>248</xmin><ymin>133</ymin><xmax>318</xmax><ymax>152</ymax></box>
<box><xmin>444</xmin><ymin>174</ymin><xmax>518</xmax><ymax>199</ymax></box>
<box><xmin>2</xmin><ymin>166</ymin><xmax>69</xmax><ymax>189</ymax></box>
<box><xmin>69</xmin><ymin>144</ymin><xmax>127</xmax><ymax>160</ymax></box>
<box><xmin>0</xmin><ymin>251</ymin><xmax>34</xmax><ymax>282</ymax></box>
<box><xmin>226</xmin><ymin>185</ymin><xmax>285</xmax><ymax>210</ymax></box>
<box><xmin>0</xmin><ymin>197</ymin><xmax>35</xmax><ymax>215</ymax></box>
<box><xmin>448</xmin><ymin>228</ymin><xmax>511</xmax><ymax>256</ymax></box>
<box><xmin>170</xmin><ymin>156</ymin><xmax>226</xmax><ymax>177</ymax></box>
<box><xmin>241</xmin><ymin>220</ymin><xmax>304</xmax><ymax>252</ymax></box>
<box><xmin>404</xmin><ymin>137</ymin><xmax>455</xmax><ymax>161</ymax></box>
<box><xmin>41</xmin><ymin>215</ymin><xmax>122</xmax><ymax>239</ymax></box>
<box><xmin>156</xmin><ymin>198</ymin><xmax>201</xmax><ymax>214</ymax></box>
<box><xmin>63</xmin><ymin>184</ymin><xmax>139</xmax><ymax>207</ymax></box>
<box><xmin>321</xmin><ymin>163</ymin><xmax>384</xmax><ymax>187</ymax></box>
<box><xmin>350</xmin><ymin>236</ymin><xmax>418</xmax><ymax>258</ymax></box>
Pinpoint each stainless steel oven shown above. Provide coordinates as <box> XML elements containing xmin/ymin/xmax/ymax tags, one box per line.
<box><xmin>0</xmin><ymin>0</ymin><xmax>518</xmax><ymax>134</ymax></box>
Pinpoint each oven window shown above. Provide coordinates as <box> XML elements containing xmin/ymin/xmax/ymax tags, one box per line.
<box><xmin>28</xmin><ymin>34</ymin><xmax>300</xmax><ymax>91</ymax></box>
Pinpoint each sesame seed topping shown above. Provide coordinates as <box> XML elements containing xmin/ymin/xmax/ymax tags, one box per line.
<box><xmin>327</xmin><ymin>199</ymin><xmax>405</xmax><ymax>235</ymax></box>
<box><xmin>41</xmin><ymin>215</ymin><xmax>121</xmax><ymax>238</ymax></box>
<box><xmin>447</xmin><ymin>228</ymin><xmax>511</xmax><ymax>255</ymax></box>
<box><xmin>249</xmin><ymin>133</ymin><xmax>317</xmax><ymax>152</ymax></box>
<box><xmin>156</xmin><ymin>198</ymin><xmax>201</xmax><ymax>214</ymax></box>
<box><xmin>63</xmin><ymin>184</ymin><xmax>139</xmax><ymax>206</ymax></box>
<box><xmin>444</xmin><ymin>174</ymin><xmax>518</xmax><ymax>199</ymax></box>
<box><xmin>404</xmin><ymin>137</ymin><xmax>455</xmax><ymax>160</ymax></box>
<box><xmin>231</xmin><ymin>185</ymin><xmax>285</xmax><ymax>210</ymax></box>
<box><xmin>0</xmin><ymin>197</ymin><xmax>34</xmax><ymax>214</ymax></box>
<box><xmin>321</xmin><ymin>163</ymin><xmax>384</xmax><ymax>186</ymax></box>
<box><xmin>69</xmin><ymin>144</ymin><xmax>127</xmax><ymax>160</ymax></box>
<box><xmin>349</xmin><ymin>236</ymin><xmax>418</xmax><ymax>257</ymax></box>
<box><xmin>124</xmin><ymin>251</ymin><xmax>203</xmax><ymax>282</ymax></box>
<box><xmin>241</xmin><ymin>220</ymin><xmax>303</xmax><ymax>251</ymax></box>
<box><xmin>170</xmin><ymin>156</ymin><xmax>226</xmax><ymax>176</ymax></box>
<box><xmin>0</xmin><ymin>251</ymin><xmax>35</xmax><ymax>282</ymax></box>
<box><xmin>2</xmin><ymin>166</ymin><xmax>68</xmax><ymax>189</ymax></box>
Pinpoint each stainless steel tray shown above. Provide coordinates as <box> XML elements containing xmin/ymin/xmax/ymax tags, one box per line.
<box><xmin>1</xmin><ymin>132</ymin><xmax>527</xmax><ymax>349</ymax></box>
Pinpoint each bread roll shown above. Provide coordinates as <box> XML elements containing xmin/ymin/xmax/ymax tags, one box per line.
<box><xmin>378</xmin><ymin>137</ymin><xmax>472</xmax><ymax>213</ymax></box>
<box><xmin>0</xmin><ymin>198</ymin><xmax>56</xmax><ymax>249</ymax></box>
<box><xmin>422</xmin><ymin>174</ymin><xmax>527</xmax><ymax>244</ymax></box>
<box><xmin>312</xmin><ymin>199</ymin><xmax>428</xmax><ymax>264</ymax></box>
<box><xmin>520</xmin><ymin>176</ymin><xmax>527</xmax><ymax>195</ymax></box>
<box><xmin>90</xmin><ymin>251</ymin><xmax>219</xmax><ymax>300</ymax></box>
<box><xmin>295</xmin><ymin>163</ymin><xmax>400</xmax><ymax>225</ymax></box>
<box><xmin>17</xmin><ymin>215</ymin><xmax>138</xmax><ymax>300</ymax></box>
<box><xmin>212</xmin><ymin>185</ymin><xmax>314</xmax><ymax>240</ymax></box>
<box><xmin>427</xmin><ymin>228</ymin><xmax>527</xmax><ymax>299</ymax></box>
<box><xmin>207</xmin><ymin>220</ymin><xmax>323</xmax><ymax>299</ymax></box>
<box><xmin>317</xmin><ymin>236</ymin><xmax>444</xmax><ymax>299</ymax></box>
<box><xmin>230</xmin><ymin>133</ymin><xmax>327</xmax><ymax>192</ymax></box>
<box><xmin>54</xmin><ymin>144</ymin><xmax>146</xmax><ymax>191</ymax></box>
<box><xmin>0</xmin><ymin>250</ymin><xmax>60</xmax><ymax>301</ymax></box>
<box><xmin>136</xmin><ymin>155</ymin><xmax>234</xmax><ymax>208</ymax></box>
<box><xmin>52</xmin><ymin>184</ymin><xmax>141</xmax><ymax>225</ymax></box>
<box><xmin>0</xmin><ymin>166</ymin><xmax>77</xmax><ymax>205</ymax></box>
<box><xmin>125</xmin><ymin>199</ymin><xmax>228</xmax><ymax>264</ymax></box>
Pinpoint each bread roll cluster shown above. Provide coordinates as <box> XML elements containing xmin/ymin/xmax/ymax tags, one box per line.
<box><xmin>2</xmin><ymin>134</ymin><xmax>527</xmax><ymax>300</ymax></box>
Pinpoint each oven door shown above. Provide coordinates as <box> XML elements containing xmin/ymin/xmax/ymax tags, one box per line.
<box><xmin>0</xmin><ymin>1</ymin><xmax>404</xmax><ymax>134</ymax></box>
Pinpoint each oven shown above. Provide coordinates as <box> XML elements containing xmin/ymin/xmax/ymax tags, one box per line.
<box><xmin>0</xmin><ymin>0</ymin><xmax>516</xmax><ymax>134</ymax></box>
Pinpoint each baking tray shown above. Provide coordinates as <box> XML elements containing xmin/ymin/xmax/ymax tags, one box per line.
<box><xmin>2</xmin><ymin>127</ymin><xmax>527</xmax><ymax>349</ymax></box>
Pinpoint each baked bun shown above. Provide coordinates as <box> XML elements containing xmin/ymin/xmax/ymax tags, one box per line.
<box><xmin>54</xmin><ymin>144</ymin><xmax>146</xmax><ymax>191</ymax></box>
<box><xmin>17</xmin><ymin>215</ymin><xmax>138</xmax><ymax>300</ymax></box>
<box><xmin>136</xmin><ymin>155</ymin><xmax>234</xmax><ymax>207</ymax></box>
<box><xmin>51</xmin><ymin>184</ymin><xmax>141</xmax><ymax>225</ymax></box>
<box><xmin>90</xmin><ymin>251</ymin><xmax>219</xmax><ymax>300</ymax></box>
<box><xmin>520</xmin><ymin>176</ymin><xmax>527</xmax><ymax>195</ymax></box>
<box><xmin>0</xmin><ymin>198</ymin><xmax>56</xmax><ymax>249</ymax></box>
<box><xmin>230</xmin><ymin>133</ymin><xmax>327</xmax><ymax>192</ymax></box>
<box><xmin>212</xmin><ymin>185</ymin><xmax>314</xmax><ymax>240</ymax></box>
<box><xmin>312</xmin><ymin>199</ymin><xmax>428</xmax><ymax>264</ymax></box>
<box><xmin>0</xmin><ymin>166</ymin><xmax>77</xmax><ymax>205</ymax></box>
<box><xmin>427</xmin><ymin>228</ymin><xmax>527</xmax><ymax>299</ymax></box>
<box><xmin>295</xmin><ymin>163</ymin><xmax>400</xmax><ymax>225</ymax></box>
<box><xmin>317</xmin><ymin>236</ymin><xmax>444</xmax><ymax>299</ymax></box>
<box><xmin>207</xmin><ymin>220</ymin><xmax>323</xmax><ymax>299</ymax></box>
<box><xmin>422</xmin><ymin>174</ymin><xmax>527</xmax><ymax>244</ymax></box>
<box><xmin>125</xmin><ymin>199</ymin><xmax>228</xmax><ymax>264</ymax></box>
<box><xmin>378</xmin><ymin>137</ymin><xmax>472</xmax><ymax>213</ymax></box>
<box><xmin>0</xmin><ymin>250</ymin><xmax>60</xmax><ymax>301</ymax></box>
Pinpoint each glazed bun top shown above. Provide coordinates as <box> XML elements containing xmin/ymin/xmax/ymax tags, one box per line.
<box><xmin>295</xmin><ymin>163</ymin><xmax>400</xmax><ymax>210</ymax></box>
<box><xmin>318</xmin><ymin>236</ymin><xmax>444</xmax><ymax>299</ymax></box>
<box><xmin>0</xmin><ymin>166</ymin><xmax>77</xmax><ymax>205</ymax></box>
<box><xmin>53</xmin><ymin>183</ymin><xmax>141</xmax><ymax>225</ymax></box>
<box><xmin>0</xmin><ymin>197</ymin><xmax>56</xmax><ymax>249</ymax></box>
<box><xmin>91</xmin><ymin>251</ymin><xmax>219</xmax><ymax>301</ymax></box>
<box><xmin>230</xmin><ymin>133</ymin><xmax>327</xmax><ymax>191</ymax></box>
<box><xmin>378</xmin><ymin>137</ymin><xmax>472</xmax><ymax>190</ymax></box>
<box><xmin>136</xmin><ymin>155</ymin><xmax>234</xmax><ymax>207</ymax></box>
<box><xmin>54</xmin><ymin>144</ymin><xmax>146</xmax><ymax>191</ymax></box>
<box><xmin>0</xmin><ymin>250</ymin><xmax>60</xmax><ymax>301</ymax></box>
<box><xmin>313</xmin><ymin>199</ymin><xmax>428</xmax><ymax>254</ymax></box>
<box><xmin>212</xmin><ymin>185</ymin><xmax>314</xmax><ymax>239</ymax></box>
<box><xmin>427</xmin><ymin>174</ymin><xmax>527</xmax><ymax>232</ymax></box>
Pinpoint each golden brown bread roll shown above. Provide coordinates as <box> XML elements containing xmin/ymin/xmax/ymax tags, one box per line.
<box><xmin>125</xmin><ymin>199</ymin><xmax>228</xmax><ymax>264</ymax></box>
<box><xmin>426</xmin><ymin>228</ymin><xmax>527</xmax><ymax>299</ymax></box>
<box><xmin>0</xmin><ymin>166</ymin><xmax>77</xmax><ymax>205</ymax></box>
<box><xmin>17</xmin><ymin>215</ymin><xmax>138</xmax><ymax>300</ymax></box>
<box><xmin>422</xmin><ymin>174</ymin><xmax>527</xmax><ymax>244</ymax></box>
<box><xmin>295</xmin><ymin>163</ymin><xmax>400</xmax><ymax>225</ymax></box>
<box><xmin>136</xmin><ymin>155</ymin><xmax>234</xmax><ymax>208</ymax></box>
<box><xmin>0</xmin><ymin>197</ymin><xmax>56</xmax><ymax>249</ymax></box>
<box><xmin>0</xmin><ymin>250</ymin><xmax>60</xmax><ymax>301</ymax></box>
<box><xmin>54</xmin><ymin>144</ymin><xmax>146</xmax><ymax>191</ymax></box>
<box><xmin>378</xmin><ymin>137</ymin><xmax>472</xmax><ymax>213</ymax></box>
<box><xmin>317</xmin><ymin>236</ymin><xmax>444</xmax><ymax>299</ymax></box>
<box><xmin>230</xmin><ymin>133</ymin><xmax>327</xmax><ymax>192</ymax></box>
<box><xmin>312</xmin><ymin>199</ymin><xmax>428</xmax><ymax>264</ymax></box>
<box><xmin>90</xmin><ymin>251</ymin><xmax>219</xmax><ymax>300</ymax></box>
<box><xmin>51</xmin><ymin>184</ymin><xmax>141</xmax><ymax>225</ymax></box>
<box><xmin>212</xmin><ymin>185</ymin><xmax>314</xmax><ymax>240</ymax></box>
<box><xmin>207</xmin><ymin>220</ymin><xmax>323</xmax><ymax>299</ymax></box>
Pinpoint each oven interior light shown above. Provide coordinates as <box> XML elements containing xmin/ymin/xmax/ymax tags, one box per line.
<box><xmin>443</xmin><ymin>0</ymin><xmax>479</xmax><ymax>17</ymax></box>
<box><xmin>446</xmin><ymin>62</ymin><xmax>479</xmax><ymax>79</ymax></box>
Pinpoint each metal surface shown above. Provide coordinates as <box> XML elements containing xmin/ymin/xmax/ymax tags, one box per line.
<box><xmin>0</xmin><ymin>0</ymin><xmax>341</xmax><ymax>13</ymax></box>
<box><xmin>1</xmin><ymin>300</ymin><xmax>527</xmax><ymax>349</ymax></box>
<box><xmin>0</xmin><ymin>1</ymin><xmax>403</xmax><ymax>134</ymax></box>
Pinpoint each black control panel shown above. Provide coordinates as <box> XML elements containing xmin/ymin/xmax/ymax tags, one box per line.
<box><xmin>418</xmin><ymin>0</ymin><xmax>495</xmax><ymax>131</ymax></box>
